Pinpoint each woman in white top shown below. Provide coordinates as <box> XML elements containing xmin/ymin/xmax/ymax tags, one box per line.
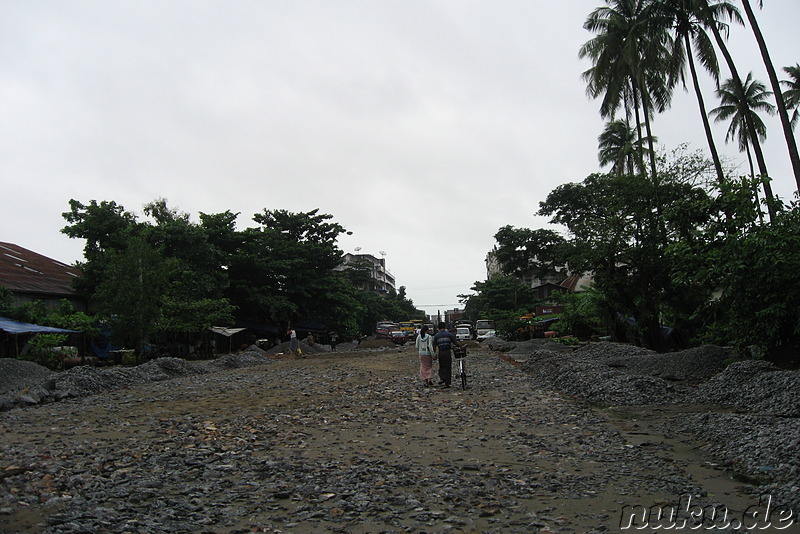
<box><xmin>415</xmin><ymin>325</ymin><xmax>436</xmax><ymax>387</ymax></box>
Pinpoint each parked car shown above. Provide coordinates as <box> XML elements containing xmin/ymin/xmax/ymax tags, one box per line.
<box><xmin>476</xmin><ymin>329</ymin><xmax>498</xmax><ymax>341</ymax></box>
<box><xmin>389</xmin><ymin>328</ymin><xmax>407</xmax><ymax>344</ymax></box>
<box><xmin>375</xmin><ymin>321</ymin><xmax>397</xmax><ymax>339</ymax></box>
<box><xmin>455</xmin><ymin>325</ymin><xmax>472</xmax><ymax>341</ymax></box>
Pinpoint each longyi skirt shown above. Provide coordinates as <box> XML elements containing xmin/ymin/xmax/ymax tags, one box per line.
<box><xmin>418</xmin><ymin>354</ymin><xmax>434</xmax><ymax>380</ymax></box>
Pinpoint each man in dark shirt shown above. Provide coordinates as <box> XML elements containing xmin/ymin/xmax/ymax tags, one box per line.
<box><xmin>433</xmin><ymin>322</ymin><xmax>459</xmax><ymax>388</ymax></box>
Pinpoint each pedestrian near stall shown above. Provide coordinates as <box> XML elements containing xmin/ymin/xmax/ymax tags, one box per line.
<box><xmin>415</xmin><ymin>325</ymin><xmax>436</xmax><ymax>387</ymax></box>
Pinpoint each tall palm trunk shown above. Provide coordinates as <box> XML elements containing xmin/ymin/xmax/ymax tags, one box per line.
<box><xmin>631</xmin><ymin>84</ymin><xmax>648</xmax><ymax>176</ymax></box>
<box><xmin>702</xmin><ymin>4</ymin><xmax>777</xmax><ymax>219</ymax></box>
<box><xmin>683</xmin><ymin>33</ymin><xmax>726</xmax><ymax>185</ymax></box>
<box><xmin>641</xmin><ymin>97</ymin><xmax>659</xmax><ymax>181</ymax></box>
<box><xmin>741</xmin><ymin>0</ymin><xmax>800</xmax><ymax>193</ymax></box>
<box><xmin>743</xmin><ymin>142</ymin><xmax>766</xmax><ymax>223</ymax></box>
<box><xmin>630</xmin><ymin>78</ymin><xmax>658</xmax><ymax>181</ymax></box>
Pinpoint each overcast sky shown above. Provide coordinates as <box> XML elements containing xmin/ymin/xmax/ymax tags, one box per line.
<box><xmin>2</xmin><ymin>1</ymin><xmax>798</xmax><ymax>318</ymax></box>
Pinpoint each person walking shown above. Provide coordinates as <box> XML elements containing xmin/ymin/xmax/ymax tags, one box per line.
<box><xmin>414</xmin><ymin>325</ymin><xmax>436</xmax><ymax>387</ymax></box>
<box><xmin>288</xmin><ymin>327</ymin><xmax>299</xmax><ymax>356</ymax></box>
<box><xmin>329</xmin><ymin>331</ymin><xmax>338</xmax><ymax>352</ymax></box>
<box><xmin>433</xmin><ymin>322</ymin><xmax>459</xmax><ymax>388</ymax></box>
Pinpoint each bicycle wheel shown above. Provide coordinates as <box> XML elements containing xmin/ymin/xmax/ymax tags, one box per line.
<box><xmin>460</xmin><ymin>360</ymin><xmax>467</xmax><ymax>390</ymax></box>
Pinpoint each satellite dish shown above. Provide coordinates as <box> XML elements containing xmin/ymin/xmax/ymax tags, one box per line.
<box><xmin>379</xmin><ymin>251</ymin><xmax>386</xmax><ymax>256</ymax></box>
<box><xmin>354</xmin><ymin>247</ymin><xmax>361</xmax><ymax>252</ymax></box>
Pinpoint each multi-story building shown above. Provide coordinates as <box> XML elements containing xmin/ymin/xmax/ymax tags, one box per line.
<box><xmin>484</xmin><ymin>246</ymin><xmax>591</xmax><ymax>298</ymax></box>
<box><xmin>336</xmin><ymin>252</ymin><xmax>396</xmax><ymax>293</ymax></box>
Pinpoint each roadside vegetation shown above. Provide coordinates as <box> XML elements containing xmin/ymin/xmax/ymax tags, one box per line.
<box><xmin>4</xmin><ymin>1</ymin><xmax>798</xmax><ymax>365</ymax></box>
<box><xmin>459</xmin><ymin>0</ymin><xmax>800</xmax><ymax>363</ymax></box>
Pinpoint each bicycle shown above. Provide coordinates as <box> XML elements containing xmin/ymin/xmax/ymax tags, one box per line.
<box><xmin>452</xmin><ymin>345</ymin><xmax>467</xmax><ymax>390</ymax></box>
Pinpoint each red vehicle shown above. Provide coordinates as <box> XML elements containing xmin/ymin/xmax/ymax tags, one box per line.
<box><xmin>375</xmin><ymin>321</ymin><xmax>397</xmax><ymax>339</ymax></box>
<box><xmin>388</xmin><ymin>328</ymin><xmax>407</xmax><ymax>345</ymax></box>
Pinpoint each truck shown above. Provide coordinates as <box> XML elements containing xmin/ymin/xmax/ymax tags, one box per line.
<box><xmin>475</xmin><ymin>319</ymin><xmax>496</xmax><ymax>336</ymax></box>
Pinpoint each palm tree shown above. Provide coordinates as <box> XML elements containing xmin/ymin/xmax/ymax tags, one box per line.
<box><xmin>654</xmin><ymin>0</ymin><xmax>733</xmax><ymax>185</ymax></box>
<box><xmin>598</xmin><ymin>119</ymin><xmax>655</xmax><ymax>174</ymax></box>
<box><xmin>710</xmin><ymin>73</ymin><xmax>774</xmax><ymax>196</ymax></box>
<box><xmin>740</xmin><ymin>0</ymin><xmax>800</xmax><ymax>192</ymax></box>
<box><xmin>580</xmin><ymin>0</ymin><xmax>672</xmax><ymax>181</ymax></box>
<box><xmin>782</xmin><ymin>64</ymin><xmax>800</xmax><ymax>130</ymax></box>
<box><xmin>691</xmin><ymin>0</ymin><xmax>776</xmax><ymax>219</ymax></box>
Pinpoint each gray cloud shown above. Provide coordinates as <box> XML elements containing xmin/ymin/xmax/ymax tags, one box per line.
<box><xmin>2</xmin><ymin>0</ymin><xmax>797</xmax><ymax>315</ymax></box>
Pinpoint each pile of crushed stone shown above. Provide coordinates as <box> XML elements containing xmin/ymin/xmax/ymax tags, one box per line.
<box><xmin>264</xmin><ymin>340</ymin><xmax>323</xmax><ymax>355</ymax></box>
<box><xmin>696</xmin><ymin>359</ymin><xmax>800</xmax><ymax>417</ymax></box>
<box><xmin>0</xmin><ymin>346</ymin><xmax>272</xmax><ymax>412</ymax></box>
<box><xmin>0</xmin><ymin>339</ymin><xmax>395</xmax><ymax>412</ymax></box>
<box><xmin>517</xmin><ymin>342</ymin><xmax>732</xmax><ymax>405</ymax></box>
<box><xmin>510</xmin><ymin>340</ymin><xmax>800</xmax><ymax>510</ymax></box>
<box><xmin>0</xmin><ymin>358</ymin><xmax>56</xmax><ymax>395</ymax></box>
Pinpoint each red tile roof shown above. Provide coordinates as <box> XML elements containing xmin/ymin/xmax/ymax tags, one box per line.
<box><xmin>0</xmin><ymin>242</ymin><xmax>81</xmax><ymax>296</ymax></box>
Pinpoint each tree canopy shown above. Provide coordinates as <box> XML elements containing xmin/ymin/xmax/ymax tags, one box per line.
<box><xmin>60</xmin><ymin>200</ymin><xmax>422</xmax><ymax>352</ymax></box>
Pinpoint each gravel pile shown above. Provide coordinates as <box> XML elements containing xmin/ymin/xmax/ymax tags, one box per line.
<box><xmin>697</xmin><ymin>359</ymin><xmax>800</xmax><ymax>417</ymax></box>
<box><xmin>676</xmin><ymin>412</ymin><xmax>800</xmax><ymax>510</ymax></box>
<box><xmin>264</xmin><ymin>340</ymin><xmax>323</xmax><ymax>355</ymax></box>
<box><xmin>511</xmin><ymin>340</ymin><xmax>800</xmax><ymax>511</ymax></box>
<box><xmin>0</xmin><ymin>350</ymin><xmax>273</xmax><ymax>412</ymax></box>
<box><xmin>0</xmin><ymin>340</ymin><xmax>392</xmax><ymax>412</ymax></box>
<box><xmin>517</xmin><ymin>342</ymin><xmax>735</xmax><ymax>406</ymax></box>
<box><xmin>0</xmin><ymin>358</ymin><xmax>55</xmax><ymax>395</ymax></box>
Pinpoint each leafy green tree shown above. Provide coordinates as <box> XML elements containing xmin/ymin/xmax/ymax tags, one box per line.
<box><xmin>555</xmin><ymin>288</ymin><xmax>607</xmax><ymax>340</ymax></box>
<box><xmin>493</xmin><ymin>226</ymin><xmax>567</xmax><ymax>282</ymax></box>
<box><xmin>47</xmin><ymin>299</ymin><xmax>98</xmax><ymax>335</ymax></box>
<box><xmin>94</xmin><ymin>234</ymin><xmax>173</xmax><ymax>353</ymax></box>
<box><xmin>63</xmin><ymin>199</ymin><xmax>237</xmax><ymax>349</ymax></box>
<box><xmin>696</xmin><ymin>204</ymin><xmax>800</xmax><ymax>359</ymax></box>
<box><xmin>0</xmin><ymin>286</ymin><xmax>15</xmax><ymax>317</ymax></box>
<box><xmin>61</xmin><ymin>199</ymin><xmax>423</xmax><ymax>350</ymax></box>
<box><xmin>21</xmin><ymin>334</ymin><xmax>69</xmax><ymax>368</ymax></box>
<box><xmin>10</xmin><ymin>300</ymin><xmax>49</xmax><ymax>325</ymax></box>
<box><xmin>228</xmin><ymin>209</ymin><xmax>350</xmax><ymax>327</ymax></box>
<box><xmin>539</xmin><ymin>161</ymin><xmax>713</xmax><ymax>350</ymax></box>
<box><xmin>459</xmin><ymin>275</ymin><xmax>539</xmax><ymax>336</ymax></box>
<box><xmin>61</xmin><ymin>199</ymin><xmax>139</xmax><ymax>300</ymax></box>
<box><xmin>143</xmin><ymin>200</ymin><xmax>234</xmax><ymax>331</ymax></box>
<box><xmin>314</xmin><ymin>271</ymin><xmax>364</xmax><ymax>340</ymax></box>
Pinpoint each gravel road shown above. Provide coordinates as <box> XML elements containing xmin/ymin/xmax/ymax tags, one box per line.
<box><xmin>0</xmin><ymin>342</ymin><xmax>797</xmax><ymax>533</ymax></box>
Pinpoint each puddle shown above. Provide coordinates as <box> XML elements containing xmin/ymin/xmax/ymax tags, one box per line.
<box><xmin>601</xmin><ymin>403</ymin><xmax>759</xmax><ymax>514</ymax></box>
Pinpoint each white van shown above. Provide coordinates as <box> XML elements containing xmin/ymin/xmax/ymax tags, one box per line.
<box><xmin>455</xmin><ymin>326</ymin><xmax>472</xmax><ymax>341</ymax></box>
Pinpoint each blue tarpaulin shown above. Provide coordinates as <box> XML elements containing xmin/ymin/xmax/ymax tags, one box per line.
<box><xmin>0</xmin><ymin>316</ymin><xmax>77</xmax><ymax>335</ymax></box>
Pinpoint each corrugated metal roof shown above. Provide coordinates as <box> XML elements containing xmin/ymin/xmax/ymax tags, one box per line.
<box><xmin>0</xmin><ymin>242</ymin><xmax>81</xmax><ymax>296</ymax></box>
